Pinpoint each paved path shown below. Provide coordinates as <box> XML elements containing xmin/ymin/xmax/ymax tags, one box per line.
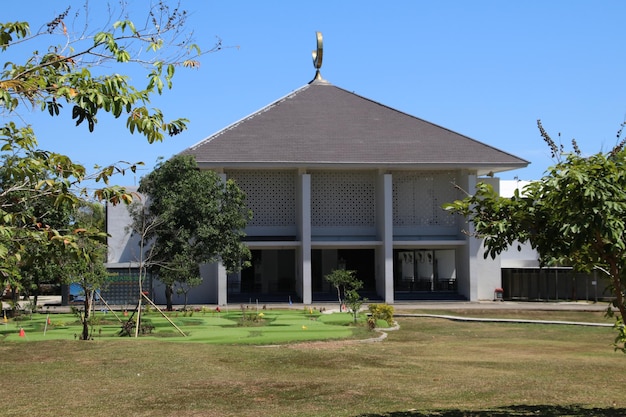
<box><xmin>391</xmin><ymin>300</ymin><xmax>610</xmax><ymax>312</ymax></box>
<box><xmin>395</xmin><ymin>313</ymin><xmax>613</xmax><ymax>327</ymax></box>
<box><xmin>389</xmin><ymin>300</ymin><xmax>614</xmax><ymax>328</ymax></box>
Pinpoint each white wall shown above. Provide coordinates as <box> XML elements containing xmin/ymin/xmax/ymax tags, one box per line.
<box><xmin>106</xmin><ymin>187</ymin><xmax>142</xmax><ymax>265</ymax></box>
<box><xmin>498</xmin><ymin>180</ymin><xmax>540</xmax><ymax>268</ymax></box>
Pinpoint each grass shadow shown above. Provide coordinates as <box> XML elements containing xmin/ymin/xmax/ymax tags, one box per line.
<box><xmin>356</xmin><ymin>404</ymin><xmax>626</xmax><ymax>416</ymax></box>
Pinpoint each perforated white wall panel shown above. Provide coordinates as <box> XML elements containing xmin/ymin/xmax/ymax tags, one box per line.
<box><xmin>311</xmin><ymin>171</ymin><xmax>376</xmax><ymax>227</ymax></box>
<box><xmin>226</xmin><ymin>170</ymin><xmax>296</xmax><ymax>227</ymax></box>
<box><xmin>393</xmin><ymin>172</ymin><xmax>458</xmax><ymax>227</ymax></box>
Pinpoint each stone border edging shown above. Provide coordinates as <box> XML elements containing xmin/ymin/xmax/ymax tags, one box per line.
<box><xmin>359</xmin><ymin>321</ymin><xmax>400</xmax><ymax>343</ymax></box>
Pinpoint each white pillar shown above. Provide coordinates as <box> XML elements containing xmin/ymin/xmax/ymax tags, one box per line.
<box><xmin>298</xmin><ymin>173</ymin><xmax>312</xmax><ymax>304</ymax></box>
<box><xmin>459</xmin><ymin>174</ymin><xmax>502</xmax><ymax>301</ymax></box>
<box><xmin>216</xmin><ymin>263</ymin><xmax>228</xmax><ymax>305</ymax></box>
<box><xmin>377</xmin><ymin>173</ymin><xmax>394</xmax><ymax>303</ymax></box>
<box><xmin>216</xmin><ymin>173</ymin><xmax>229</xmax><ymax>305</ymax></box>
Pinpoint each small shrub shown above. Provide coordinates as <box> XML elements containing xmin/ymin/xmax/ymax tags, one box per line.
<box><xmin>237</xmin><ymin>305</ymin><xmax>266</xmax><ymax>327</ymax></box>
<box><xmin>367</xmin><ymin>316</ymin><xmax>377</xmax><ymax>330</ymax></box>
<box><xmin>368</xmin><ymin>303</ymin><xmax>394</xmax><ymax>327</ymax></box>
<box><xmin>118</xmin><ymin>318</ymin><xmax>155</xmax><ymax>336</ymax></box>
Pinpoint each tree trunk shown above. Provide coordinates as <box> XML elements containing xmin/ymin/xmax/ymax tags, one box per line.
<box><xmin>335</xmin><ymin>286</ymin><xmax>342</xmax><ymax>312</ymax></box>
<box><xmin>82</xmin><ymin>290</ymin><xmax>92</xmax><ymax>341</ymax></box>
<box><xmin>165</xmin><ymin>284</ymin><xmax>173</xmax><ymax>311</ymax></box>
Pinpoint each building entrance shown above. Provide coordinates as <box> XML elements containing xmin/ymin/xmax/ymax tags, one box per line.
<box><xmin>230</xmin><ymin>249</ymin><xmax>296</xmax><ymax>302</ymax></box>
<box><xmin>311</xmin><ymin>248</ymin><xmax>376</xmax><ymax>301</ymax></box>
<box><xmin>394</xmin><ymin>249</ymin><xmax>457</xmax><ymax>299</ymax></box>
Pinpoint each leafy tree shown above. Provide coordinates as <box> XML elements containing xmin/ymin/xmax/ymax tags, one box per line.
<box><xmin>157</xmin><ymin>249</ymin><xmax>202</xmax><ymax>311</ymax></box>
<box><xmin>0</xmin><ymin>2</ymin><xmax>214</xmax><ymax>292</ymax></box>
<box><xmin>63</xmin><ymin>229</ymin><xmax>108</xmax><ymax>341</ymax></box>
<box><xmin>0</xmin><ymin>132</ymin><xmax>79</xmax><ymax>298</ymax></box>
<box><xmin>325</xmin><ymin>269</ymin><xmax>362</xmax><ymax>313</ymax></box>
<box><xmin>126</xmin><ymin>197</ymin><xmax>161</xmax><ymax>303</ymax></box>
<box><xmin>444</xmin><ymin>120</ymin><xmax>626</xmax><ymax>351</ymax></box>
<box><xmin>133</xmin><ymin>154</ymin><xmax>251</xmax><ymax>310</ymax></box>
<box><xmin>174</xmin><ymin>262</ymin><xmax>203</xmax><ymax>311</ymax></box>
<box><xmin>344</xmin><ymin>288</ymin><xmax>367</xmax><ymax>324</ymax></box>
<box><xmin>1</xmin><ymin>159</ymin><xmax>70</xmax><ymax>304</ymax></box>
<box><xmin>18</xmin><ymin>200</ymin><xmax>106</xmax><ymax>307</ymax></box>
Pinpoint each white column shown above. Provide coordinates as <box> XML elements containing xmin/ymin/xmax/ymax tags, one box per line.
<box><xmin>377</xmin><ymin>173</ymin><xmax>394</xmax><ymax>303</ymax></box>
<box><xmin>216</xmin><ymin>263</ymin><xmax>228</xmax><ymax>305</ymax></box>
<box><xmin>217</xmin><ymin>173</ymin><xmax>229</xmax><ymax>305</ymax></box>
<box><xmin>472</xmin><ymin>177</ymin><xmax>502</xmax><ymax>300</ymax></box>
<box><xmin>298</xmin><ymin>173</ymin><xmax>312</xmax><ymax>304</ymax></box>
<box><xmin>456</xmin><ymin>174</ymin><xmax>475</xmax><ymax>301</ymax></box>
<box><xmin>460</xmin><ymin>174</ymin><xmax>501</xmax><ymax>301</ymax></box>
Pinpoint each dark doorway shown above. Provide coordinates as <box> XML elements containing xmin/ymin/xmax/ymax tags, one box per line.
<box><xmin>393</xmin><ymin>249</ymin><xmax>461</xmax><ymax>300</ymax></box>
<box><xmin>312</xmin><ymin>248</ymin><xmax>377</xmax><ymax>301</ymax></box>
<box><xmin>338</xmin><ymin>249</ymin><xmax>376</xmax><ymax>291</ymax></box>
<box><xmin>233</xmin><ymin>249</ymin><xmax>296</xmax><ymax>302</ymax></box>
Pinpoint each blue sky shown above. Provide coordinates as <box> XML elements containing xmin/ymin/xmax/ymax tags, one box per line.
<box><xmin>4</xmin><ymin>1</ymin><xmax>626</xmax><ymax>186</ymax></box>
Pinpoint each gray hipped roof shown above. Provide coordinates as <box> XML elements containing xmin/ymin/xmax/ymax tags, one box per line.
<box><xmin>183</xmin><ymin>79</ymin><xmax>528</xmax><ymax>174</ymax></box>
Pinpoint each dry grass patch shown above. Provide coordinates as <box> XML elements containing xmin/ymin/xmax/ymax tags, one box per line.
<box><xmin>1</xmin><ymin>312</ymin><xmax>625</xmax><ymax>416</ymax></box>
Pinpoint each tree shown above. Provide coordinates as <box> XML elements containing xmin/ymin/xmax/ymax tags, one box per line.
<box><xmin>173</xmin><ymin>257</ymin><xmax>203</xmax><ymax>311</ymax></box>
<box><xmin>444</xmin><ymin>120</ymin><xmax>626</xmax><ymax>351</ymax></box>
<box><xmin>133</xmin><ymin>154</ymin><xmax>251</xmax><ymax>310</ymax></box>
<box><xmin>126</xmin><ymin>197</ymin><xmax>161</xmax><ymax>305</ymax></box>
<box><xmin>0</xmin><ymin>157</ymin><xmax>71</xmax><ymax>304</ymax></box>
<box><xmin>325</xmin><ymin>269</ymin><xmax>362</xmax><ymax>313</ymax></box>
<box><xmin>0</xmin><ymin>2</ymin><xmax>215</xmax><ymax>294</ymax></box>
<box><xmin>62</xmin><ymin>228</ymin><xmax>108</xmax><ymax>341</ymax></box>
<box><xmin>344</xmin><ymin>289</ymin><xmax>367</xmax><ymax>324</ymax></box>
<box><xmin>157</xmin><ymin>249</ymin><xmax>202</xmax><ymax>311</ymax></box>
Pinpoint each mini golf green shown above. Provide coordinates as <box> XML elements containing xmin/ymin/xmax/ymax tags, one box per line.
<box><xmin>0</xmin><ymin>307</ymin><xmax>377</xmax><ymax>344</ymax></box>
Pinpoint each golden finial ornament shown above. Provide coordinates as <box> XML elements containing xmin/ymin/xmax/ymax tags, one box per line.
<box><xmin>311</xmin><ymin>31</ymin><xmax>323</xmax><ymax>81</ymax></box>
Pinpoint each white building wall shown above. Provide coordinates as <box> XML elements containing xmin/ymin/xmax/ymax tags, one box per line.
<box><xmin>498</xmin><ymin>180</ymin><xmax>541</xmax><ymax>268</ymax></box>
<box><xmin>468</xmin><ymin>176</ymin><xmax>503</xmax><ymax>300</ymax></box>
<box><xmin>105</xmin><ymin>187</ymin><xmax>142</xmax><ymax>265</ymax></box>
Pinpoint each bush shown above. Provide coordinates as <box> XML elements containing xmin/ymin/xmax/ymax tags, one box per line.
<box><xmin>368</xmin><ymin>303</ymin><xmax>394</xmax><ymax>327</ymax></box>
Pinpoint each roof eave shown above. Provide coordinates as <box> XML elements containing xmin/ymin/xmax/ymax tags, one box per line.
<box><xmin>196</xmin><ymin>161</ymin><xmax>529</xmax><ymax>173</ymax></box>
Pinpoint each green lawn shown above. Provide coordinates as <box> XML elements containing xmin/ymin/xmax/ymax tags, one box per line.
<box><xmin>1</xmin><ymin>308</ymin><xmax>625</xmax><ymax>417</ymax></box>
<box><xmin>1</xmin><ymin>307</ymin><xmax>372</xmax><ymax>344</ymax></box>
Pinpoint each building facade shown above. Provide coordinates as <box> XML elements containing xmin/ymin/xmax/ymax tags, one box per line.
<box><xmin>106</xmin><ymin>72</ymin><xmax>525</xmax><ymax>306</ymax></box>
<box><xmin>106</xmin><ymin>33</ymin><xmax>529</xmax><ymax>305</ymax></box>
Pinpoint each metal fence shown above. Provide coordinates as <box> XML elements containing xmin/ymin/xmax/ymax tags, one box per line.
<box><xmin>502</xmin><ymin>268</ymin><xmax>612</xmax><ymax>302</ymax></box>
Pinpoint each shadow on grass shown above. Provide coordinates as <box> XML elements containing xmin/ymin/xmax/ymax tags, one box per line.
<box><xmin>357</xmin><ymin>404</ymin><xmax>626</xmax><ymax>416</ymax></box>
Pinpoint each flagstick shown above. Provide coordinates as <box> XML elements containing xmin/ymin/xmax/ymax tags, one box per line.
<box><xmin>43</xmin><ymin>314</ymin><xmax>49</xmax><ymax>335</ymax></box>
